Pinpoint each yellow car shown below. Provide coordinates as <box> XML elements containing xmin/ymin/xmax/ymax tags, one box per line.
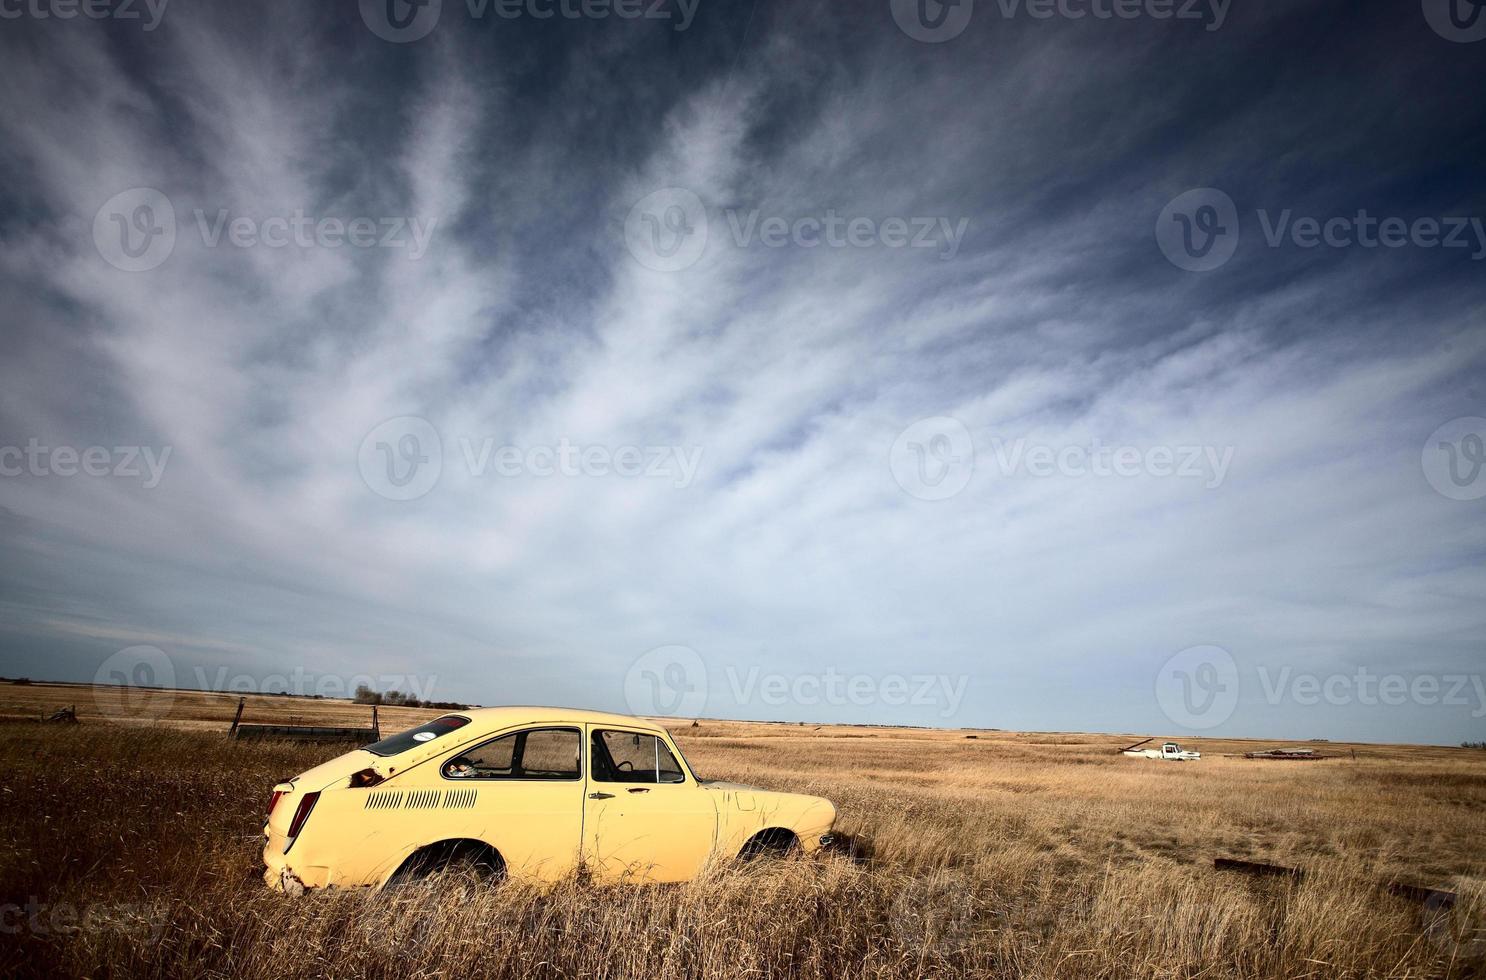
<box><xmin>262</xmin><ymin>706</ymin><xmax>838</xmax><ymax>892</ymax></box>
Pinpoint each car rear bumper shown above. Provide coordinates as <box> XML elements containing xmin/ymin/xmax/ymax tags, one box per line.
<box><xmin>263</xmin><ymin>829</ymin><xmax>329</xmax><ymax>893</ymax></box>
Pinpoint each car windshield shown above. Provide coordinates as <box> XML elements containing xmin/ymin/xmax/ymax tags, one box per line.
<box><xmin>363</xmin><ymin>715</ymin><xmax>470</xmax><ymax>757</ymax></box>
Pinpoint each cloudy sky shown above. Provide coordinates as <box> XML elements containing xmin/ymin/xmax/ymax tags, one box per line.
<box><xmin>0</xmin><ymin>0</ymin><xmax>1483</xmax><ymax>744</ymax></box>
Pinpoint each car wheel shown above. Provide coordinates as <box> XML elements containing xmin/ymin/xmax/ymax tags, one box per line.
<box><xmin>388</xmin><ymin>839</ymin><xmax>506</xmax><ymax>887</ymax></box>
<box><xmin>738</xmin><ymin>828</ymin><xmax>800</xmax><ymax>861</ymax></box>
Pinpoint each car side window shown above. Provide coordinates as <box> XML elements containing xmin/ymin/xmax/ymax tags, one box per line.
<box><xmin>591</xmin><ymin>730</ymin><xmax>686</xmax><ymax>784</ymax></box>
<box><xmin>442</xmin><ymin>727</ymin><xmax>580</xmax><ymax>780</ymax></box>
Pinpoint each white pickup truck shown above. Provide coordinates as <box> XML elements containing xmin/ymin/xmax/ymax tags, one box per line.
<box><xmin>1121</xmin><ymin>741</ymin><xmax>1201</xmax><ymax>761</ymax></box>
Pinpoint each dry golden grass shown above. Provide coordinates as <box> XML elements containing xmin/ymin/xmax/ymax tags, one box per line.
<box><xmin>0</xmin><ymin>681</ymin><xmax>1483</xmax><ymax>978</ymax></box>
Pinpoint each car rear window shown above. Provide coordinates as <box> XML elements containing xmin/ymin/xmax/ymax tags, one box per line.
<box><xmin>363</xmin><ymin>715</ymin><xmax>471</xmax><ymax>757</ymax></box>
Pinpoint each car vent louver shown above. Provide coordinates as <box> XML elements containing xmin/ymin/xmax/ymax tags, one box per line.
<box><xmin>363</xmin><ymin>788</ymin><xmax>477</xmax><ymax>810</ymax></box>
<box><xmin>364</xmin><ymin>790</ymin><xmax>404</xmax><ymax>810</ymax></box>
<box><xmin>443</xmin><ymin>788</ymin><xmax>477</xmax><ymax>809</ymax></box>
<box><xmin>404</xmin><ymin>789</ymin><xmax>441</xmax><ymax>809</ymax></box>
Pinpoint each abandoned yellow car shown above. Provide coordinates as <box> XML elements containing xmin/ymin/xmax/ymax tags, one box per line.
<box><xmin>262</xmin><ymin>706</ymin><xmax>838</xmax><ymax>891</ymax></box>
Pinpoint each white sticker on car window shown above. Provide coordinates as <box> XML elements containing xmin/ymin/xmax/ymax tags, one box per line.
<box><xmin>413</xmin><ymin>731</ymin><xmax>436</xmax><ymax>742</ymax></box>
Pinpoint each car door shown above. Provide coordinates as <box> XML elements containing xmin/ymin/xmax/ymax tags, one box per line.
<box><xmin>439</xmin><ymin>725</ymin><xmax>586</xmax><ymax>881</ymax></box>
<box><xmin>581</xmin><ymin>726</ymin><xmax>717</xmax><ymax>882</ymax></box>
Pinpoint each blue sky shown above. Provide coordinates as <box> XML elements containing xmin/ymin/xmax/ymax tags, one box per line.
<box><xmin>0</xmin><ymin>0</ymin><xmax>1483</xmax><ymax>744</ymax></box>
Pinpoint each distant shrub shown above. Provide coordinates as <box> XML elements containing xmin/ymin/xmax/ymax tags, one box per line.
<box><xmin>1463</xmin><ymin>741</ymin><xmax>1486</xmax><ymax>750</ymax></box>
<box><xmin>12</xmin><ymin>678</ymin><xmax>32</xmax><ymax>685</ymax></box>
<box><xmin>353</xmin><ymin>684</ymin><xmax>463</xmax><ymax>711</ymax></box>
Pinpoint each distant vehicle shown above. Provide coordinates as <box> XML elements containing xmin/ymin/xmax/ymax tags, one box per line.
<box><xmin>262</xmin><ymin>706</ymin><xmax>838</xmax><ymax>892</ymax></box>
<box><xmin>1120</xmin><ymin>739</ymin><xmax>1201</xmax><ymax>761</ymax></box>
<box><xmin>1244</xmin><ymin>747</ymin><xmax>1324</xmax><ymax>760</ymax></box>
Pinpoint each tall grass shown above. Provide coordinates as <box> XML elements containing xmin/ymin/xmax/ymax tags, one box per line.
<box><xmin>0</xmin><ymin>722</ymin><xmax>1481</xmax><ymax>978</ymax></box>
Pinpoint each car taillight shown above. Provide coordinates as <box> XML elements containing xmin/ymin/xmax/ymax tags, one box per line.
<box><xmin>287</xmin><ymin>792</ymin><xmax>320</xmax><ymax>839</ymax></box>
<box><xmin>267</xmin><ymin>790</ymin><xmax>287</xmax><ymax>818</ymax></box>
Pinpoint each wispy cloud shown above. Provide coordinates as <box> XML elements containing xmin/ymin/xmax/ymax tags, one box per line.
<box><xmin>0</xmin><ymin>1</ymin><xmax>1482</xmax><ymax>743</ymax></box>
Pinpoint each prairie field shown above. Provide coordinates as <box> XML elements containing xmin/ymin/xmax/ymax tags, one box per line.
<box><xmin>1</xmin><ymin>681</ymin><xmax>1484</xmax><ymax>979</ymax></box>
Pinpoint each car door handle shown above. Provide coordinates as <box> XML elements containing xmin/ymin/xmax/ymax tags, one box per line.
<box><xmin>627</xmin><ymin>787</ymin><xmax>650</xmax><ymax>794</ymax></box>
<box><xmin>588</xmin><ymin>792</ymin><xmax>614</xmax><ymax>800</ymax></box>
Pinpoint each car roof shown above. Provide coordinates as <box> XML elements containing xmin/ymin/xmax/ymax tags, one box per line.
<box><xmin>447</xmin><ymin>705</ymin><xmax>669</xmax><ymax>734</ymax></box>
